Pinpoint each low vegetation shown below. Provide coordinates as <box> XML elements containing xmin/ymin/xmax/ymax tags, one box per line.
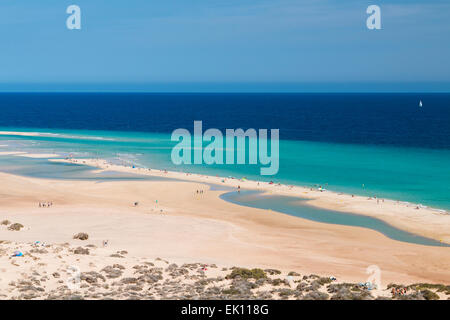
<box><xmin>8</xmin><ymin>223</ymin><xmax>24</xmax><ymax>231</ymax></box>
<box><xmin>73</xmin><ymin>232</ymin><xmax>89</xmax><ymax>240</ymax></box>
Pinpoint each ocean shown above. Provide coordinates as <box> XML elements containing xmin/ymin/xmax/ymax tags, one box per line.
<box><xmin>0</xmin><ymin>92</ymin><xmax>449</xmax><ymax>210</ymax></box>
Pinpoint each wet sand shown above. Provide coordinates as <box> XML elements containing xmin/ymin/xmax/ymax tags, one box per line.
<box><xmin>53</xmin><ymin>158</ymin><xmax>450</xmax><ymax>244</ymax></box>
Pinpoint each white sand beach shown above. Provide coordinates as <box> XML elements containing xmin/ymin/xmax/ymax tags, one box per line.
<box><xmin>52</xmin><ymin>158</ymin><xmax>450</xmax><ymax>244</ymax></box>
<box><xmin>0</xmin><ymin>163</ymin><xmax>449</xmax><ymax>295</ymax></box>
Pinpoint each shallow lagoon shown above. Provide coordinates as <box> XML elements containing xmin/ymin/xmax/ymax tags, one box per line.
<box><xmin>221</xmin><ymin>190</ymin><xmax>449</xmax><ymax>247</ymax></box>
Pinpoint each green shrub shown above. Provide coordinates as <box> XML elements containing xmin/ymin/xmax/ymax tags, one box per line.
<box><xmin>317</xmin><ymin>277</ymin><xmax>332</xmax><ymax>285</ymax></box>
<box><xmin>222</xmin><ymin>288</ymin><xmax>240</xmax><ymax>295</ymax></box>
<box><xmin>270</xmin><ymin>278</ymin><xmax>285</xmax><ymax>286</ymax></box>
<box><xmin>264</xmin><ymin>269</ymin><xmax>281</xmax><ymax>275</ymax></box>
<box><xmin>387</xmin><ymin>283</ymin><xmax>404</xmax><ymax>289</ymax></box>
<box><xmin>73</xmin><ymin>232</ymin><xmax>89</xmax><ymax>240</ymax></box>
<box><xmin>408</xmin><ymin>283</ymin><xmax>448</xmax><ymax>293</ymax></box>
<box><xmin>226</xmin><ymin>268</ymin><xmax>267</xmax><ymax>280</ymax></box>
<box><xmin>278</xmin><ymin>289</ymin><xmax>295</xmax><ymax>297</ymax></box>
<box><xmin>8</xmin><ymin>223</ymin><xmax>24</xmax><ymax>231</ymax></box>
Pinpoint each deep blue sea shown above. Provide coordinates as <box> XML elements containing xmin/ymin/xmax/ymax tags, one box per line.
<box><xmin>1</xmin><ymin>93</ymin><xmax>449</xmax><ymax>149</ymax></box>
<box><xmin>0</xmin><ymin>93</ymin><xmax>449</xmax><ymax>210</ymax></box>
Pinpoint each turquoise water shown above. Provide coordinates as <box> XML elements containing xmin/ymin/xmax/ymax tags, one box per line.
<box><xmin>0</xmin><ymin>144</ymin><xmax>447</xmax><ymax>247</ymax></box>
<box><xmin>1</xmin><ymin>127</ymin><xmax>449</xmax><ymax>211</ymax></box>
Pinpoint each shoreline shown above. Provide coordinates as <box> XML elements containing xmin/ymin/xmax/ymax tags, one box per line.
<box><xmin>1</xmin><ymin>130</ymin><xmax>449</xmax><ymax>213</ymax></box>
<box><xmin>0</xmin><ymin>162</ymin><xmax>449</xmax><ymax>287</ymax></box>
<box><xmin>1</xmin><ymin>129</ymin><xmax>449</xmax><ymax>212</ymax></box>
<box><xmin>51</xmin><ymin>157</ymin><xmax>450</xmax><ymax>245</ymax></box>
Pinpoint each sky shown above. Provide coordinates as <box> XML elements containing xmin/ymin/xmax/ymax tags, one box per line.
<box><xmin>0</xmin><ymin>0</ymin><xmax>449</xmax><ymax>92</ymax></box>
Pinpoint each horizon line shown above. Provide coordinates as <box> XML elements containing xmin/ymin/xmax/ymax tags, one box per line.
<box><xmin>0</xmin><ymin>91</ymin><xmax>449</xmax><ymax>94</ymax></box>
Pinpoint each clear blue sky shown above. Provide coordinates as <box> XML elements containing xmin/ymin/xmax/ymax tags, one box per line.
<box><xmin>0</xmin><ymin>0</ymin><xmax>449</xmax><ymax>92</ymax></box>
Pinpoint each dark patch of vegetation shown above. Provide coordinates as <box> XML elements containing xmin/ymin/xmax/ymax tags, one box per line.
<box><xmin>330</xmin><ymin>287</ymin><xmax>372</xmax><ymax>300</ymax></box>
<box><xmin>8</xmin><ymin>223</ymin><xmax>24</xmax><ymax>231</ymax></box>
<box><xmin>302</xmin><ymin>291</ymin><xmax>329</xmax><ymax>300</ymax></box>
<box><xmin>327</xmin><ymin>283</ymin><xmax>360</xmax><ymax>294</ymax></box>
<box><xmin>296</xmin><ymin>282</ymin><xmax>308</xmax><ymax>291</ymax></box>
<box><xmin>278</xmin><ymin>288</ymin><xmax>295</xmax><ymax>297</ymax></box>
<box><xmin>222</xmin><ymin>288</ymin><xmax>240</xmax><ymax>295</ymax></box>
<box><xmin>395</xmin><ymin>292</ymin><xmax>425</xmax><ymax>300</ymax></box>
<box><xmin>317</xmin><ymin>277</ymin><xmax>333</xmax><ymax>285</ymax></box>
<box><xmin>269</xmin><ymin>278</ymin><xmax>286</xmax><ymax>286</ymax></box>
<box><xmin>408</xmin><ymin>283</ymin><xmax>450</xmax><ymax>295</ymax></box>
<box><xmin>387</xmin><ymin>283</ymin><xmax>405</xmax><ymax>289</ymax></box>
<box><xmin>264</xmin><ymin>269</ymin><xmax>281</xmax><ymax>275</ymax></box>
<box><xmin>73</xmin><ymin>233</ymin><xmax>89</xmax><ymax>240</ymax></box>
<box><xmin>420</xmin><ymin>289</ymin><xmax>440</xmax><ymax>300</ymax></box>
<box><xmin>226</xmin><ymin>268</ymin><xmax>267</xmax><ymax>280</ymax></box>
<box><xmin>307</xmin><ymin>281</ymin><xmax>322</xmax><ymax>291</ymax></box>
<box><xmin>375</xmin><ymin>296</ymin><xmax>392</xmax><ymax>300</ymax></box>
<box><xmin>73</xmin><ymin>247</ymin><xmax>89</xmax><ymax>255</ymax></box>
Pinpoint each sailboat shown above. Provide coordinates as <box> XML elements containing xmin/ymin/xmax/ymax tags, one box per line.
<box><xmin>419</xmin><ymin>100</ymin><xmax>423</xmax><ymax>108</ymax></box>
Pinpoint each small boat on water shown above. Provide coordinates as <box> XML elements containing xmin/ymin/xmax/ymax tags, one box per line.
<box><xmin>419</xmin><ymin>100</ymin><xmax>423</xmax><ymax>107</ymax></box>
